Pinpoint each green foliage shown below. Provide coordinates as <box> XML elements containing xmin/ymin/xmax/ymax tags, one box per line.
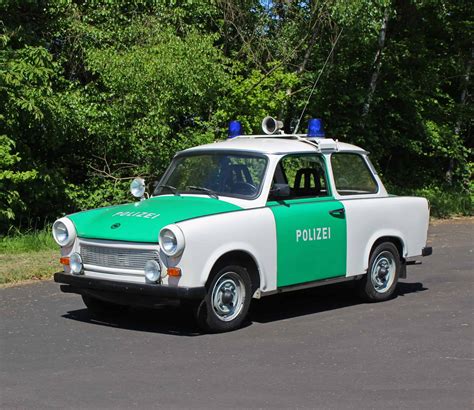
<box><xmin>0</xmin><ymin>227</ymin><xmax>56</xmax><ymax>253</ymax></box>
<box><xmin>0</xmin><ymin>136</ymin><xmax>37</xmax><ymax>222</ymax></box>
<box><xmin>213</xmin><ymin>66</ymin><xmax>299</xmax><ymax>133</ymax></box>
<box><xmin>0</xmin><ymin>0</ymin><xmax>471</xmax><ymax>235</ymax></box>
<box><xmin>82</xmin><ymin>27</ymin><xmax>229</xmax><ymax>175</ymax></box>
<box><xmin>0</xmin><ymin>24</ymin><xmax>69</xmax><ymax>231</ymax></box>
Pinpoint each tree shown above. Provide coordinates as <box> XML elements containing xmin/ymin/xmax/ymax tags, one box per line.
<box><xmin>0</xmin><ymin>0</ymin><xmax>471</xmax><ymax>233</ymax></box>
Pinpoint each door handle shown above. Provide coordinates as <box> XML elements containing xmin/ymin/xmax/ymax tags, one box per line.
<box><xmin>329</xmin><ymin>208</ymin><xmax>345</xmax><ymax>218</ymax></box>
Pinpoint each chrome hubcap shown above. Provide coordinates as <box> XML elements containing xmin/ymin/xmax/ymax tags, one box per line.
<box><xmin>370</xmin><ymin>251</ymin><xmax>396</xmax><ymax>293</ymax></box>
<box><xmin>211</xmin><ymin>272</ymin><xmax>245</xmax><ymax>322</ymax></box>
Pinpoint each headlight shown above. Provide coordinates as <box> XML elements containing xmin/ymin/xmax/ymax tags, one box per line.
<box><xmin>160</xmin><ymin>229</ymin><xmax>177</xmax><ymax>254</ymax></box>
<box><xmin>159</xmin><ymin>225</ymin><xmax>185</xmax><ymax>257</ymax></box>
<box><xmin>70</xmin><ymin>252</ymin><xmax>83</xmax><ymax>275</ymax></box>
<box><xmin>52</xmin><ymin>218</ymin><xmax>76</xmax><ymax>247</ymax></box>
<box><xmin>144</xmin><ymin>260</ymin><xmax>162</xmax><ymax>283</ymax></box>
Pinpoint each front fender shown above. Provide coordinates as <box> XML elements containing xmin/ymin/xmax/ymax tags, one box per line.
<box><xmin>198</xmin><ymin>243</ymin><xmax>265</xmax><ymax>289</ymax></box>
<box><xmin>176</xmin><ymin>207</ymin><xmax>277</xmax><ymax>292</ymax></box>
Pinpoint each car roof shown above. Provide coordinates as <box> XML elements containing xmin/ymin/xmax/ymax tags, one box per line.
<box><xmin>180</xmin><ymin>136</ymin><xmax>367</xmax><ymax>156</ymax></box>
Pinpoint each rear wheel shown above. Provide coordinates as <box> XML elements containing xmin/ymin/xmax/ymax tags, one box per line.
<box><xmin>81</xmin><ymin>295</ymin><xmax>129</xmax><ymax>316</ymax></box>
<box><xmin>358</xmin><ymin>242</ymin><xmax>400</xmax><ymax>302</ymax></box>
<box><xmin>196</xmin><ymin>265</ymin><xmax>252</xmax><ymax>333</ymax></box>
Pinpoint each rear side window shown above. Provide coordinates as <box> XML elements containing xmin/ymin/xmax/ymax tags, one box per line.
<box><xmin>331</xmin><ymin>153</ymin><xmax>378</xmax><ymax>195</ymax></box>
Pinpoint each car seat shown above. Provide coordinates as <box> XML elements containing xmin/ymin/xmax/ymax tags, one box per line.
<box><xmin>294</xmin><ymin>168</ymin><xmax>321</xmax><ymax>197</ymax></box>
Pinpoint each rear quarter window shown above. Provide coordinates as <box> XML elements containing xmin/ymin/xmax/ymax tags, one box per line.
<box><xmin>331</xmin><ymin>153</ymin><xmax>378</xmax><ymax>195</ymax></box>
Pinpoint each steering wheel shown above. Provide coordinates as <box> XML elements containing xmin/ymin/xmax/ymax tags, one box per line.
<box><xmin>232</xmin><ymin>182</ymin><xmax>258</xmax><ymax>196</ymax></box>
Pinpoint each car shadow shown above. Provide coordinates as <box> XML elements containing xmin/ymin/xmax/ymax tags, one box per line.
<box><xmin>63</xmin><ymin>304</ymin><xmax>205</xmax><ymax>336</ymax></box>
<box><xmin>62</xmin><ymin>281</ymin><xmax>427</xmax><ymax>336</ymax></box>
<box><xmin>397</xmin><ymin>281</ymin><xmax>427</xmax><ymax>296</ymax></box>
<box><xmin>250</xmin><ymin>281</ymin><xmax>427</xmax><ymax>324</ymax></box>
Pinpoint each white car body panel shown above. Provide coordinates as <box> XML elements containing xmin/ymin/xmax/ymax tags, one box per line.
<box><xmin>182</xmin><ymin>136</ymin><xmax>365</xmax><ymax>156</ymax></box>
<box><xmin>172</xmin><ymin>207</ymin><xmax>277</xmax><ymax>291</ymax></box>
<box><xmin>343</xmin><ymin>196</ymin><xmax>430</xmax><ymax>276</ymax></box>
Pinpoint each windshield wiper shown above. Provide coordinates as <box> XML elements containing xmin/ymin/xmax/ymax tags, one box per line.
<box><xmin>155</xmin><ymin>184</ymin><xmax>180</xmax><ymax>196</ymax></box>
<box><xmin>186</xmin><ymin>185</ymin><xmax>219</xmax><ymax>199</ymax></box>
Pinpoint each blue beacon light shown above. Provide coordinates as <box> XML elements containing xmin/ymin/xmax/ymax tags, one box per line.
<box><xmin>307</xmin><ymin>118</ymin><xmax>325</xmax><ymax>138</ymax></box>
<box><xmin>228</xmin><ymin>120</ymin><xmax>242</xmax><ymax>139</ymax></box>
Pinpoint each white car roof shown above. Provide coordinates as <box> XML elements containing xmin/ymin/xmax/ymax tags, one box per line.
<box><xmin>180</xmin><ymin>136</ymin><xmax>367</xmax><ymax>156</ymax></box>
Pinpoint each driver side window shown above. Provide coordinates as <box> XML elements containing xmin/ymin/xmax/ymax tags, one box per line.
<box><xmin>270</xmin><ymin>154</ymin><xmax>329</xmax><ymax>200</ymax></box>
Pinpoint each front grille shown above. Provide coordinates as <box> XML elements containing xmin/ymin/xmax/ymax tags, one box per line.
<box><xmin>81</xmin><ymin>243</ymin><xmax>159</xmax><ymax>271</ymax></box>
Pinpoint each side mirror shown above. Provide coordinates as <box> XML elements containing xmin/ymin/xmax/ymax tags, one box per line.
<box><xmin>270</xmin><ymin>183</ymin><xmax>290</xmax><ymax>199</ymax></box>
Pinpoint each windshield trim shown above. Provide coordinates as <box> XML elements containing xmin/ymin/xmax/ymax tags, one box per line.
<box><xmin>154</xmin><ymin>150</ymin><xmax>270</xmax><ymax>201</ymax></box>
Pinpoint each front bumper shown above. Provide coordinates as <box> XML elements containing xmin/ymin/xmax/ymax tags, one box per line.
<box><xmin>54</xmin><ymin>272</ymin><xmax>206</xmax><ymax>307</ymax></box>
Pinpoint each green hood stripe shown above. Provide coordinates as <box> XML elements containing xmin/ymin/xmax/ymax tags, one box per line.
<box><xmin>68</xmin><ymin>196</ymin><xmax>242</xmax><ymax>243</ymax></box>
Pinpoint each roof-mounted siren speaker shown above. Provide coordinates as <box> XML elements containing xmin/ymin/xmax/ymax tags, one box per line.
<box><xmin>262</xmin><ymin>116</ymin><xmax>284</xmax><ymax>135</ymax></box>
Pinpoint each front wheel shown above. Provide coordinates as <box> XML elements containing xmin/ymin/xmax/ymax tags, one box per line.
<box><xmin>358</xmin><ymin>242</ymin><xmax>400</xmax><ymax>302</ymax></box>
<box><xmin>196</xmin><ymin>265</ymin><xmax>252</xmax><ymax>333</ymax></box>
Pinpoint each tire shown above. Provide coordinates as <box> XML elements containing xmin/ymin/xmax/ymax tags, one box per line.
<box><xmin>195</xmin><ymin>265</ymin><xmax>252</xmax><ymax>333</ymax></box>
<box><xmin>81</xmin><ymin>295</ymin><xmax>129</xmax><ymax>316</ymax></box>
<box><xmin>358</xmin><ymin>242</ymin><xmax>400</xmax><ymax>302</ymax></box>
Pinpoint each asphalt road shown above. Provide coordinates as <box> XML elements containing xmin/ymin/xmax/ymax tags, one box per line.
<box><xmin>1</xmin><ymin>219</ymin><xmax>473</xmax><ymax>409</ymax></box>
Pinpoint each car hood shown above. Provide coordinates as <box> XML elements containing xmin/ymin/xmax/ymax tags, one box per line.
<box><xmin>67</xmin><ymin>195</ymin><xmax>242</xmax><ymax>243</ymax></box>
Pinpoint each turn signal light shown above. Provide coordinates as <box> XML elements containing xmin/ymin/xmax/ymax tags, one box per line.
<box><xmin>60</xmin><ymin>257</ymin><xmax>70</xmax><ymax>266</ymax></box>
<box><xmin>168</xmin><ymin>267</ymin><xmax>181</xmax><ymax>277</ymax></box>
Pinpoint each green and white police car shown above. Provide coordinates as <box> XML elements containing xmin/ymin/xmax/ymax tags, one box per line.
<box><xmin>54</xmin><ymin>117</ymin><xmax>432</xmax><ymax>332</ymax></box>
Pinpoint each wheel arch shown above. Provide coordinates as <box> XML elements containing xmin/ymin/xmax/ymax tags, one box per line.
<box><xmin>207</xmin><ymin>250</ymin><xmax>261</xmax><ymax>294</ymax></box>
<box><xmin>360</xmin><ymin>230</ymin><xmax>406</xmax><ymax>274</ymax></box>
<box><xmin>368</xmin><ymin>235</ymin><xmax>405</xmax><ymax>264</ymax></box>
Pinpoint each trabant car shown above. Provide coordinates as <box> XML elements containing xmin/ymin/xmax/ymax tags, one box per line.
<box><xmin>54</xmin><ymin>117</ymin><xmax>432</xmax><ymax>332</ymax></box>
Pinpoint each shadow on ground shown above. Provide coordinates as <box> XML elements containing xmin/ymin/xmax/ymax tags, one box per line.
<box><xmin>250</xmin><ymin>281</ymin><xmax>427</xmax><ymax>323</ymax></box>
<box><xmin>62</xmin><ymin>281</ymin><xmax>427</xmax><ymax>336</ymax></box>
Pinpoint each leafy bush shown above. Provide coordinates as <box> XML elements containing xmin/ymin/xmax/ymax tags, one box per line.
<box><xmin>0</xmin><ymin>136</ymin><xmax>37</xmax><ymax>225</ymax></box>
<box><xmin>0</xmin><ymin>0</ymin><xmax>471</xmax><ymax>235</ymax></box>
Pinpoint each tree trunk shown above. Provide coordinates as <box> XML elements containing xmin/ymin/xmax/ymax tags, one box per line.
<box><xmin>361</xmin><ymin>7</ymin><xmax>390</xmax><ymax>121</ymax></box>
<box><xmin>446</xmin><ymin>49</ymin><xmax>472</xmax><ymax>184</ymax></box>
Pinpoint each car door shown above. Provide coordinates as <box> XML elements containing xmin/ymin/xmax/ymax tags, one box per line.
<box><xmin>267</xmin><ymin>154</ymin><xmax>347</xmax><ymax>288</ymax></box>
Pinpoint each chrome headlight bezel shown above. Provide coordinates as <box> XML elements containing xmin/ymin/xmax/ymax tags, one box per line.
<box><xmin>144</xmin><ymin>260</ymin><xmax>162</xmax><ymax>283</ymax></box>
<box><xmin>159</xmin><ymin>225</ymin><xmax>185</xmax><ymax>257</ymax></box>
<box><xmin>52</xmin><ymin>218</ymin><xmax>76</xmax><ymax>247</ymax></box>
<box><xmin>69</xmin><ymin>252</ymin><xmax>83</xmax><ymax>275</ymax></box>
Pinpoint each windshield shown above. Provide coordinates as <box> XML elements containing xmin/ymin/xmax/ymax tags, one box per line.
<box><xmin>154</xmin><ymin>152</ymin><xmax>268</xmax><ymax>199</ymax></box>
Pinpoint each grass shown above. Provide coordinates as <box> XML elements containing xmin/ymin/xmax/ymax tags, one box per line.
<box><xmin>0</xmin><ymin>228</ymin><xmax>56</xmax><ymax>253</ymax></box>
<box><xmin>0</xmin><ymin>229</ymin><xmax>60</xmax><ymax>286</ymax></box>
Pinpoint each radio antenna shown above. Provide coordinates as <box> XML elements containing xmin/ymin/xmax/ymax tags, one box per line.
<box><xmin>293</xmin><ymin>28</ymin><xmax>344</xmax><ymax>134</ymax></box>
